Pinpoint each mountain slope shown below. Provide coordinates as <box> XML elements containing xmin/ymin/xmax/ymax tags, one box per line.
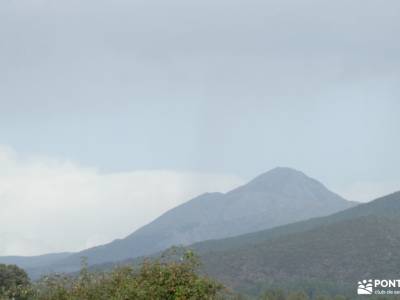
<box><xmin>53</xmin><ymin>167</ymin><xmax>355</xmax><ymax>269</ymax></box>
<box><xmin>192</xmin><ymin>191</ymin><xmax>400</xmax><ymax>296</ymax></box>
<box><xmin>193</xmin><ymin>190</ymin><xmax>400</xmax><ymax>253</ymax></box>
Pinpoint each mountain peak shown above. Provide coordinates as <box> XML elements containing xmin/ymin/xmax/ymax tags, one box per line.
<box><xmin>261</xmin><ymin>166</ymin><xmax>306</xmax><ymax>177</ymax></box>
<box><xmin>241</xmin><ymin>167</ymin><xmax>313</xmax><ymax>190</ymax></box>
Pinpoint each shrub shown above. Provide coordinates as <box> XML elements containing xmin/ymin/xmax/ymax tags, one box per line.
<box><xmin>32</xmin><ymin>250</ymin><xmax>223</xmax><ymax>300</ymax></box>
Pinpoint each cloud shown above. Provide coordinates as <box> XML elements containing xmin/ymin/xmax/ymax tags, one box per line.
<box><xmin>0</xmin><ymin>145</ymin><xmax>243</xmax><ymax>256</ymax></box>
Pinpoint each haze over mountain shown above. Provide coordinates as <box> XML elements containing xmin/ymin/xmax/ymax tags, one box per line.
<box><xmin>0</xmin><ymin>167</ymin><xmax>356</xmax><ymax>276</ymax></box>
<box><xmin>190</xmin><ymin>191</ymin><xmax>400</xmax><ymax>296</ymax></box>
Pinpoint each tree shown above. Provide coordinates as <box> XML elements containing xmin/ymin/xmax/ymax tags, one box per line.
<box><xmin>0</xmin><ymin>264</ymin><xmax>30</xmax><ymax>300</ymax></box>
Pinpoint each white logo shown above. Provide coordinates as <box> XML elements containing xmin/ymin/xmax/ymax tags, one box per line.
<box><xmin>358</xmin><ymin>280</ymin><xmax>373</xmax><ymax>295</ymax></box>
<box><xmin>357</xmin><ymin>279</ymin><xmax>400</xmax><ymax>295</ymax></box>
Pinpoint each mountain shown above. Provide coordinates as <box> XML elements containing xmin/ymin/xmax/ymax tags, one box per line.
<box><xmin>190</xmin><ymin>191</ymin><xmax>400</xmax><ymax>297</ymax></box>
<box><xmin>1</xmin><ymin>167</ymin><xmax>356</xmax><ymax>276</ymax></box>
<box><xmin>49</xmin><ymin>168</ymin><xmax>355</xmax><ymax>269</ymax></box>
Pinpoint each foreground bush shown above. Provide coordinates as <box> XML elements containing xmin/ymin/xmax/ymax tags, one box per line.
<box><xmin>30</xmin><ymin>250</ymin><xmax>222</xmax><ymax>300</ymax></box>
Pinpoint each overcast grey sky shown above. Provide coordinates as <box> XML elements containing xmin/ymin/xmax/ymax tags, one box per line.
<box><xmin>1</xmin><ymin>0</ymin><xmax>399</xmax><ymax>255</ymax></box>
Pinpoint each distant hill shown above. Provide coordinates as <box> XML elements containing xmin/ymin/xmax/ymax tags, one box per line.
<box><xmin>1</xmin><ymin>167</ymin><xmax>356</xmax><ymax>277</ymax></box>
<box><xmin>0</xmin><ymin>253</ymin><xmax>71</xmax><ymax>269</ymax></box>
<box><xmin>190</xmin><ymin>191</ymin><xmax>400</xmax><ymax>297</ymax></box>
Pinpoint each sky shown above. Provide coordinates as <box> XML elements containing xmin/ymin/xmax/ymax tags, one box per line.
<box><xmin>0</xmin><ymin>0</ymin><xmax>399</xmax><ymax>256</ymax></box>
